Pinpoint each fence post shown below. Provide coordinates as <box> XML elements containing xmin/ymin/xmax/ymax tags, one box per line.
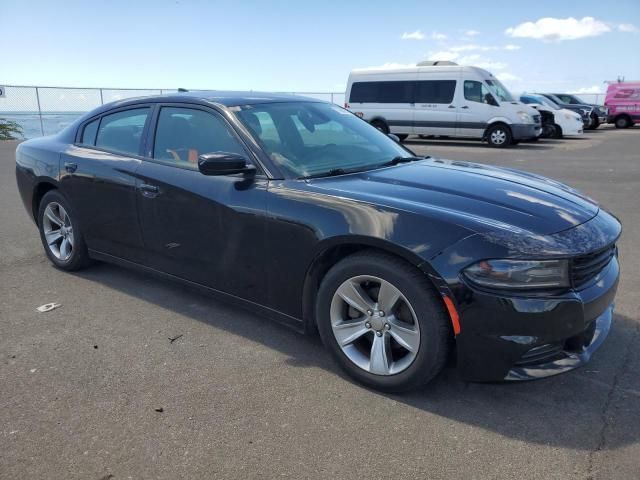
<box><xmin>99</xmin><ymin>88</ymin><xmax>104</xmax><ymax>105</ymax></box>
<box><xmin>35</xmin><ymin>87</ymin><xmax>45</xmax><ymax>136</ymax></box>
<box><xmin>330</xmin><ymin>93</ymin><xmax>334</xmax><ymax>104</ymax></box>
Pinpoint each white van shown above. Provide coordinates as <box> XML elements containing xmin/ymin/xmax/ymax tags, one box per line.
<box><xmin>345</xmin><ymin>62</ymin><xmax>541</xmax><ymax>147</ymax></box>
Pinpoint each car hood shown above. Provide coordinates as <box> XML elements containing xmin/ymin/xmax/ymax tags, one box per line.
<box><xmin>306</xmin><ymin>159</ymin><xmax>599</xmax><ymax>236</ymax></box>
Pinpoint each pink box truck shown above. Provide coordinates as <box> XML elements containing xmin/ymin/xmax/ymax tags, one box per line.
<box><xmin>605</xmin><ymin>82</ymin><xmax>640</xmax><ymax>128</ymax></box>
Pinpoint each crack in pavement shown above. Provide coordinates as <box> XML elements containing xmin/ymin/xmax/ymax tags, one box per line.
<box><xmin>585</xmin><ymin>321</ymin><xmax>640</xmax><ymax>480</ymax></box>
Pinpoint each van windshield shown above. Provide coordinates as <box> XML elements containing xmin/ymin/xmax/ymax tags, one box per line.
<box><xmin>485</xmin><ymin>79</ymin><xmax>515</xmax><ymax>102</ymax></box>
<box><xmin>234</xmin><ymin>102</ymin><xmax>412</xmax><ymax>179</ymax></box>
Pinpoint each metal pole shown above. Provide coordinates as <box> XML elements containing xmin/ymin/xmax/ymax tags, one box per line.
<box><xmin>35</xmin><ymin>87</ymin><xmax>45</xmax><ymax>136</ymax></box>
<box><xmin>99</xmin><ymin>88</ymin><xmax>104</xmax><ymax>105</ymax></box>
<box><xmin>331</xmin><ymin>93</ymin><xmax>334</xmax><ymax>104</ymax></box>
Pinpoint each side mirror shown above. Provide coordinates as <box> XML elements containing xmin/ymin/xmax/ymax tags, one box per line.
<box><xmin>387</xmin><ymin>133</ymin><xmax>400</xmax><ymax>143</ymax></box>
<box><xmin>198</xmin><ymin>152</ymin><xmax>256</xmax><ymax>176</ymax></box>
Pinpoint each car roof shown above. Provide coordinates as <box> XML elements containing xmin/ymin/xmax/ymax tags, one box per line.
<box><xmin>101</xmin><ymin>91</ymin><xmax>321</xmax><ymax>111</ymax></box>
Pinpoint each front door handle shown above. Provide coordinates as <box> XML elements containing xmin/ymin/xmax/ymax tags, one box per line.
<box><xmin>460</xmin><ymin>106</ymin><xmax>469</xmax><ymax>109</ymax></box>
<box><xmin>448</xmin><ymin>105</ymin><xmax>456</xmax><ymax>109</ymax></box>
<box><xmin>139</xmin><ymin>183</ymin><xmax>160</xmax><ymax>197</ymax></box>
<box><xmin>64</xmin><ymin>162</ymin><xmax>78</xmax><ymax>173</ymax></box>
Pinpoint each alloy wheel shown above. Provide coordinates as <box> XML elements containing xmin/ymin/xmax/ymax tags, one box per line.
<box><xmin>330</xmin><ymin>275</ymin><xmax>420</xmax><ymax>375</ymax></box>
<box><xmin>490</xmin><ymin>129</ymin><xmax>507</xmax><ymax>145</ymax></box>
<box><xmin>42</xmin><ymin>202</ymin><xmax>74</xmax><ymax>261</ymax></box>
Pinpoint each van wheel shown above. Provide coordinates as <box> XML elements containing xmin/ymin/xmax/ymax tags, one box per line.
<box><xmin>395</xmin><ymin>134</ymin><xmax>408</xmax><ymax>142</ymax></box>
<box><xmin>370</xmin><ymin>119</ymin><xmax>389</xmax><ymax>134</ymax></box>
<box><xmin>486</xmin><ymin>124</ymin><xmax>512</xmax><ymax>148</ymax></box>
<box><xmin>316</xmin><ymin>251</ymin><xmax>451</xmax><ymax>392</ymax></box>
<box><xmin>615</xmin><ymin>115</ymin><xmax>631</xmax><ymax>129</ymax></box>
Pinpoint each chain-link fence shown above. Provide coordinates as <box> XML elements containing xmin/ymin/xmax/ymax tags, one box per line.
<box><xmin>0</xmin><ymin>85</ymin><xmax>603</xmax><ymax>139</ymax></box>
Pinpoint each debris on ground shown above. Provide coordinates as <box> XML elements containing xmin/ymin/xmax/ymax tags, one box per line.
<box><xmin>168</xmin><ymin>334</ymin><xmax>183</xmax><ymax>344</ymax></box>
<box><xmin>154</xmin><ymin>407</ymin><xmax>164</xmax><ymax>413</ymax></box>
<box><xmin>36</xmin><ymin>303</ymin><xmax>61</xmax><ymax>313</ymax></box>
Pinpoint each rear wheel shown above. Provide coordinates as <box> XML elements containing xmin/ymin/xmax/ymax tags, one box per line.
<box><xmin>486</xmin><ymin>124</ymin><xmax>512</xmax><ymax>148</ymax></box>
<box><xmin>316</xmin><ymin>251</ymin><xmax>451</xmax><ymax>392</ymax></box>
<box><xmin>370</xmin><ymin>119</ymin><xmax>389</xmax><ymax>134</ymax></box>
<box><xmin>38</xmin><ymin>190</ymin><xmax>91</xmax><ymax>271</ymax></box>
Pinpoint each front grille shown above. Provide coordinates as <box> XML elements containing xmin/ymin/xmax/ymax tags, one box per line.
<box><xmin>571</xmin><ymin>244</ymin><xmax>616</xmax><ymax>287</ymax></box>
<box><xmin>532</xmin><ymin>114</ymin><xmax>541</xmax><ymax>124</ymax></box>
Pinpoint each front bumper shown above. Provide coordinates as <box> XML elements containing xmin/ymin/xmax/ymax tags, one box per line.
<box><xmin>511</xmin><ymin>123</ymin><xmax>541</xmax><ymax>140</ymax></box>
<box><xmin>453</xmin><ymin>256</ymin><xmax>619</xmax><ymax>382</ymax></box>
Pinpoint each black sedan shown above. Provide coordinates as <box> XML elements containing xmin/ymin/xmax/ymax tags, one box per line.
<box><xmin>15</xmin><ymin>92</ymin><xmax>621</xmax><ymax>392</ymax></box>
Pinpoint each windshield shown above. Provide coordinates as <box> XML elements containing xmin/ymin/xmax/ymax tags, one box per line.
<box><xmin>485</xmin><ymin>79</ymin><xmax>515</xmax><ymax>102</ymax></box>
<box><xmin>234</xmin><ymin>102</ymin><xmax>411</xmax><ymax>178</ymax></box>
<box><xmin>533</xmin><ymin>95</ymin><xmax>561</xmax><ymax>110</ymax></box>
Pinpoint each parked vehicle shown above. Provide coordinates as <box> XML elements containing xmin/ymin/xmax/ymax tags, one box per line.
<box><xmin>345</xmin><ymin>62</ymin><xmax>542</xmax><ymax>147</ymax></box>
<box><xmin>16</xmin><ymin>92</ymin><xmax>621</xmax><ymax>392</ymax></box>
<box><xmin>604</xmin><ymin>82</ymin><xmax>640</xmax><ymax>128</ymax></box>
<box><xmin>539</xmin><ymin>94</ymin><xmax>594</xmax><ymax>129</ymax></box>
<box><xmin>549</xmin><ymin>93</ymin><xmax>608</xmax><ymax>129</ymax></box>
<box><xmin>519</xmin><ymin>93</ymin><xmax>584</xmax><ymax>138</ymax></box>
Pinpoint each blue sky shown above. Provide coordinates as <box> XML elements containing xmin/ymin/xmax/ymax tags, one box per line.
<box><xmin>2</xmin><ymin>0</ymin><xmax>639</xmax><ymax>94</ymax></box>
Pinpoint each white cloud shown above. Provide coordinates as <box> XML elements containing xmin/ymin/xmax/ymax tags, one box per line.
<box><xmin>618</xmin><ymin>23</ymin><xmax>639</xmax><ymax>33</ymax></box>
<box><xmin>464</xmin><ymin>30</ymin><xmax>480</xmax><ymax>37</ymax></box>
<box><xmin>429</xmin><ymin>51</ymin><xmax>459</xmax><ymax>62</ymax></box>
<box><xmin>496</xmin><ymin>72</ymin><xmax>522</xmax><ymax>83</ymax></box>
<box><xmin>457</xmin><ymin>54</ymin><xmax>507</xmax><ymax>70</ymax></box>
<box><xmin>504</xmin><ymin>44</ymin><xmax>521</xmax><ymax>50</ymax></box>
<box><xmin>431</xmin><ymin>31</ymin><xmax>447</xmax><ymax>40</ymax></box>
<box><xmin>401</xmin><ymin>30</ymin><xmax>425</xmax><ymax>40</ymax></box>
<box><xmin>355</xmin><ymin>62</ymin><xmax>417</xmax><ymax>71</ymax></box>
<box><xmin>505</xmin><ymin>17</ymin><xmax>611</xmax><ymax>41</ymax></box>
<box><xmin>445</xmin><ymin>44</ymin><xmax>520</xmax><ymax>52</ymax></box>
<box><xmin>574</xmin><ymin>85</ymin><xmax>604</xmax><ymax>94</ymax></box>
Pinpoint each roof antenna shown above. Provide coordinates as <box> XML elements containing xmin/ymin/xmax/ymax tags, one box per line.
<box><xmin>178</xmin><ymin>88</ymin><xmax>189</xmax><ymax>92</ymax></box>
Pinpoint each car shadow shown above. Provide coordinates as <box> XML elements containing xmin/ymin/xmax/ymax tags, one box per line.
<box><xmin>404</xmin><ymin>139</ymin><xmax>556</xmax><ymax>150</ymax></box>
<box><xmin>73</xmin><ymin>261</ymin><xmax>640</xmax><ymax>453</ymax></box>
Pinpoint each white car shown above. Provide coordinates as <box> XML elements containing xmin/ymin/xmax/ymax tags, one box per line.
<box><xmin>519</xmin><ymin>93</ymin><xmax>583</xmax><ymax>138</ymax></box>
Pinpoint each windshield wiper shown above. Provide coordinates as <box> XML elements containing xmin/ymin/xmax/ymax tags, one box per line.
<box><xmin>300</xmin><ymin>168</ymin><xmax>349</xmax><ymax>179</ymax></box>
<box><xmin>380</xmin><ymin>155</ymin><xmax>429</xmax><ymax>167</ymax></box>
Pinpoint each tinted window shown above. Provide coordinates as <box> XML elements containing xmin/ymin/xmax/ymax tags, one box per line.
<box><xmin>415</xmin><ymin>80</ymin><xmax>456</xmax><ymax>104</ymax></box>
<box><xmin>349</xmin><ymin>81</ymin><xmax>413</xmax><ymax>103</ymax></box>
<box><xmin>81</xmin><ymin>118</ymin><xmax>99</xmax><ymax>145</ymax></box>
<box><xmin>464</xmin><ymin>80</ymin><xmax>493</xmax><ymax>104</ymax></box>
<box><xmin>95</xmin><ymin>108</ymin><xmax>149</xmax><ymax>155</ymax></box>
<box><xmin>153</xmin><ymin>107</ymin><xmax>247</xmax><ymax>169</ymax></box>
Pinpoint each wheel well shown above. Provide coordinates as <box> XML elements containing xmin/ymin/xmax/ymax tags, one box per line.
<box><xmin>301</xmin><ymin>244</ymin><xmax>436</xmax><ymax>333</ymax></box>
<box><xmin>369</xmin><ymin>117</ymin><xmax>390</xmax><ymax>133</ymax></box>
<box><xmin>32</xmin><ymin>182</ymin><xmax>57</xmax><ymax>222</ymax></box>
<box><xmin>483</xmin><ymin>121</ymin><xmax>511</xmax><ymax>140</ymax></box>
<box><xmin>615</xmin><ymin>113</ymin><xmax>632</xmax><ymax>121</ymax></box>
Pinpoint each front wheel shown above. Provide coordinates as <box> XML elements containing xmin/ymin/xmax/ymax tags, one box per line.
<box><xmin>38</xmin><ymin>190</ymin><xmax>91</xmax><ymax>271</ymax></box>
<box><xmin>551</xmin><ymin>124</ymin><xmax>563</xmax><ymax>139</ymax></box>
<box><xmin>316</xmin><ymin>251</ymin><xmax>451</xmax><ymax>392</ymax></box>
<box><xmin>486</xmin><ymin>124</ymin><xmax>512</xmax><ymax>148</ymax></box>
<box><xmin>590</xmin><ymin>114</ymin><xmax>600</xmax><ymax>129</ymax></box>
<box><xmin>615</xmin><ymin>115</ymin><xmax>632</xmax><ymax>129</ymax></box>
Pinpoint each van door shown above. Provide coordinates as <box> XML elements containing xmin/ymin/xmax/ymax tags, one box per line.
<box><xmin>413</xmin><ymin>77</ymin><xmax>457</xmax><ymax>136</ymax></box>
<box><xmin>456</xmin><ymin>80</ymin><xmax>499</xmax><ymax>138</ymax></box>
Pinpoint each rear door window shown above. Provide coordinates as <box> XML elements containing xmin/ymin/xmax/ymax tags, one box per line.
<box><xmin>81</xmin><ymin>118</ymin><xmax>99</xmax><ymax>145</ymax></box>
<box><xmin>350</xmin><ymin>81</ymin><xmax>413</xmax><ymax>103</ymax></box>
<box><xmin>95</xmin><ymin>108</ymin><xmax>149</xmax><ymax>156</ymax></box>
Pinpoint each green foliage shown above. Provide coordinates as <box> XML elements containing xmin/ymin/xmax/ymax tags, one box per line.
<box><xmin>0</xmin><ymin>118</ymin><xmax>24</xmax><ymax>140</ymax></box>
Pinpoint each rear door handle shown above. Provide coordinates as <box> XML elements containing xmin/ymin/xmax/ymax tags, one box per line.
<box><xmin>139</xmin><ymin>183</ymin><xmax>160</xmax><ymax>197</ymax></box>
<box><xmin>64</xmin><ymin>162</ymin><xmax>78</xmax><ymax>173</ymax></box>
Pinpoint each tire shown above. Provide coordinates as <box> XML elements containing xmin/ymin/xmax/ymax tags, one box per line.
<box><xmin>615</xmin><ymin>115</ymin><xmax>631</xmax><ymax>129</ymax></box>
<box><xmin>370</xmin><ymin>119</ymin><xmax>389</xmax><ymax>134</ymax></box>
<box><xmin>38</xmin><ymin>190</ymin><xmax>92</xmax><ymax>271</ymax></box>
<box><xmin>486</xmin><ymin>123</ymin><xmax>512</xmax><ymax>148</ymax></box>
<box><xmin>551</xmin><ymin>124</ymin><xmax>563</xmax><ymax>139</ymax></box>
<box><xmin>316</xmin><ymin>250</ymin><xmax>451</xmax><ymax>392</ymax></box>
<box><xmin>590</xmin><ymin>114</ymin><xmax>600</xmax><ymax>129</ymax></box>
<box><xmin>395</xmin><ymin>134</ymin><xmax>408</xmax><ymax>142</ymax></box>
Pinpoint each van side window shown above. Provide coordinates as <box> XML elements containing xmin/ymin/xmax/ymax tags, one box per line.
<box><xmin>81</xmin><ymin>118</ymin><xmax>100</xmax><ymax>145</ymax></box>
<box><xmin>95</xmin><ymin>108</ymin><xmax>150</xmax><ymax>156</ymax></box>
<box><xmin>464</xmin><ymin>81</ymin><xmax>493</xmax><ymax>104</ymax></box>
<box><xmin>415</xmin><ymin>80</ymin><xmax>456</xmax><ymax>104</ymax></box>
<box><xmin>350</xmin><ymin>81</ymin><xmax>413</xmax><ymax>103</ymax></box>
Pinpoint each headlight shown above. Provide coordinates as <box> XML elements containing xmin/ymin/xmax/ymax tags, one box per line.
<box><xmin>463</xmin><ymin>259</ymin><xmax>569</xmax><ymax>289</ymax></box>
<box><xmin>517</xmin><ymin>111</ymin><xmax>533</xmax><ymax>123</ymax></box>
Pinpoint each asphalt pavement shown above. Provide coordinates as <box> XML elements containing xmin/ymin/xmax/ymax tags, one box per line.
<box><xmin>1</xmin><ymin>127</ymin><xmax>639</xmax><ymax>479</ymax></box>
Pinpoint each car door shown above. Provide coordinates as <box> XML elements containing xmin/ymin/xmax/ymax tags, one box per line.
<box><xmin>412</xmin><ymin>78</ymin><xmax>458</xmax><ymax>136</ymax></box>
<box><xmin>59</xmin><ymin>106</ymin><xmax>151</xmax><ymax>261</ymax></box>
<box><xmin>456</xmin><ymin>80</ymin><xmax>499</xmax><ymax>138</ymax></box>
<box><xmin>135</xmin><ymin>104</ymin><xmax>269</xmax><ymax>304</ymax></box>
